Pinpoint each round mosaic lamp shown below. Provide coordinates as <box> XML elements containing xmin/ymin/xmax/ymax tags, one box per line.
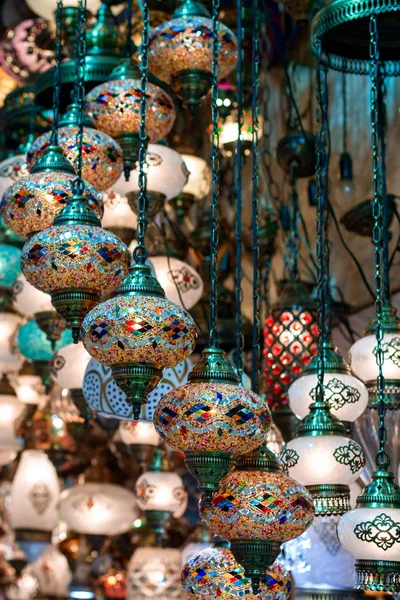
<box><xmin>200</xmin><ymin>446</ymin><xmax>314</xmax><ymax>593</ymax></box>
<box><xmin>21</xmin><ymin>194</ymin><xmax>131</xmax><ymax>342</ymax></box>
<box><xmin>85</xmin><ymin>59</ymin><xmax>176</xmax><ymax>177</ymax></box>
<box><xmin>151</xmin><ymin>256</ymin><xmax>203</xmax><ymax>309</ymax></box>
<box><xmin>288</xmin><ymin>341</ymin><xmax>368</xmax><ymax>424</ymax></box>
<box><xmin>148</xmin><ymin>0</ymin><xmax>238</xmax><ymax>113</ymax></box>
<box><xmin>154</xmin><ymin>347</ymin><xmax>271</xmax><ymax>503</ymax></box>
<box><xmin>281</xmin><ymin>399</ymin><xmax>365</xmax><ymax>516</ymax></box>
<box><xmin>1</xmin><ymin>144</ymin><xmax>104</xmax><ymax>239</ymax></box>
<box><xmin>182</xmin><ymin>542</ymin><xmax>291</xmax><ymax>599</ymax></box>
<box><xmin>170</xmin><ymin>154</ymin><xmax>211</xmax><ymax>221</ymax></box>
<box><xmin>127</xmin><ymin>547</ymin><xmax>182</xmax><ymax>600</ymax></box>
<box><xmin>81</xmin><ymin>262</ymin><xmax>197</xmax><ymax>420</ymax></box>
<box><xmin>27</xmin><ymin>105</ymin><xmax>124</xmax><ymax>192</ymax></box>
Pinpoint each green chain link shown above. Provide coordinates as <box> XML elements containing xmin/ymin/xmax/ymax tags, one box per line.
<box><xmin>51</xmin><ymin>0</ymin><xmax>63</xmax><ymax>146</ymax></box>
<box><xmin>342</xmin><ymin>71</ymin><xmax>347</xmax><ymax>154</ymax></box>
<box><xmin>251</xmin><ymin>0</ymin><xmax>261</xmax><ymax>394</ymax></box>
<box><xmin>133</xmin><ymin>0</ymin><xmax>150</xmax><ymax>265</ymax></box>
<box><xmin>72</xmin><ymin>0</ymin><xmax>87</xmax><ymax>195</ymax></box>
<box><xmin>369</xmin><ymin>16</ymin><xmax>389</xmax><ymax>470</ymax></box>
<box><xmin>284</xmin><ymin>164</ymin><xmax>300</xmax><ymax>283</ymax></box>
<box><xmin>209</xmin><ymin>0</ymin><xmax>221</xmax><ymax>348</ymax></box>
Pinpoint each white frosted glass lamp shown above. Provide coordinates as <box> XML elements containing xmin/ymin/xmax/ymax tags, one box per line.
<box><xmin>0</xmin><ymin>374</ymin><xmax>24</xmax><ymax>465</ymax></box>
<box><xmin>169</xmin><ymin>154</ymin><xmax>211</xmax><ymax>219</ymax></box>
<box><xmin>59</xmin><ymin>482</ymin><xmax>138</xmax><ymax>536</ymax></box>
<box><xmin>28</xmin><ymin>545</ymin><xmax>72</xmax><ymax>597</ymax></box>
<box><xmin>101</xmin><ymin>191</ymin><xmax>137</xmax><ymax>246</ymax></box>
<box><xmin>51</xmin><ymin>342</ymin><xmax>91</xmax><ymax>413</ymax></box>
<box><xmin>25</xmin><ymin>0</ymin><xmax>101</xmax><ymax>19</ymax></box>
<box><xmin>0</xmin><ymin>155</ymin><xmax>29</xmax><ymax>198</ymax></box>
<box><xmin>127</xmin><ymin>547</ymin><xmax>182</xmax><ymax>600</ymax></box>
<box><xmin>289</xmin><ymin>342</ymin><xmax>368</xmax><ymax>423</ymax></box>
<box><xmin>150</xmin><ymin>256</ymin><xmax>203</xmax><ymax>309</ymax></box>
<box><xmin>0</xmin><ymin>311</ymin><xmax>23</xmax><ymax>374</ymax></box>
<box><xmin>119</xmin><ymin>420</ymin><xmax>159</xmax><ymax>447</ymax></box>
<box><xmin>11</xmin><ymin>362</ymin><xmax>44</xmax><ymax>406</ymax></box>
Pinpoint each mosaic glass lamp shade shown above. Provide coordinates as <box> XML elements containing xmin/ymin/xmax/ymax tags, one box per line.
<box><xmin>148</xmin><ymin>3</ymin><xmax>237</xmax><ymax>111</ymax></box>
<box><xmin>17</xmin><ymin>320</ymin><xmax>72</xmax><ymax>362</ymax></box>
<box><xmin>81</xmin><ymin>262</ymin><xmax>197</xmax><ymax>420</ymax></box>
<box><xmin>150</xmin><ymin>256</ymin><xmax>203</xmax><ymax>310</ymax></box>
<box><xmin>200</xmin><ymin>446</ymin><xmax>314</xmax><ymax>593</ymax></box>
<box><xmin>83</xmin><ymin>357</ymin><xmax>192</xmax><ymax>420</ymax></box>
<box><xmin>288</xmin><ymin>342</ymin><xmax>368</xmax><ymax>423</ymax></box>
<box><xmin>0</xmin><ymin>311</ymin><xmax>23</xmax><ymax>375</ymax></box>
<box><xmin>0</xmin><ymin>154</ymin><xmax>29</xmax><ymax>198</ymax></box>
<box><xmin>154</xmin><ymin>347</ymin><xmax>272</xmax><ymax>502</ymax></box>
<box><xmin>10</xmin><ymin>449</ymin><xmax>60</xmax><ymax>534</ymax></box>
<box><xmin>0</xmin><ymin>243</ymin><xmax>21</xmax><ymax>292</ymax></box>
<box><xmin>127</xmin><ymin>547</ymin><xmax>182</xmax><ymax>600</ymax></box>
<box><xmin>182</xmin><ymin>545</ymin><xmax>291</xmax><ymax>599</ymax></box>
<box><xmin>59</xmin><ymin>483</ymin><xmax>138</xmax><ymax>536</ymax></box>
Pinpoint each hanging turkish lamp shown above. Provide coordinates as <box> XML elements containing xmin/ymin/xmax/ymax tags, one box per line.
<box><xmin>84</xmin><ymin>0</ymin><xmax>176</xmax><ymax>178</ymax></box>
<box><xmin>148</xmin><ymin>0</ymin><xmax>238</xmax><ymax>113</ymax></box>
<box><xmin>0</xmin><ymin>374</ymin><xmax>24</xmax><ymax>467</ymax></box>
<box><xmin>169</xmin><ymin>153</ymin><xmax>211</xmax><ymax>222</ymax></box>
<box><xmin>127</xmin><ymin>546</ymin><xmax>182</xmax><ymax>599</ymax></box>
<box><xmin>182</xmin><ymin>540</ymin><xmax>292</xmax><ymax>599</ymax></box>
<box><xmin>135</xmin><ymin>446</ymin><xmax>186</xmax><ymax>543</ymax></box>
<box><xmin>81</xmin><ymin>2</ymin><xmax>197</xmax><ymax>420</ymax></box>
<box><xmin>0</xmin><ymin>238</ymin><xmax>21</xmax><ymax>309</ymax></box>
<box><xmin>200</xmin><ymin>446</ymin><xmax>314</xmax><ymax>593</ymax></box>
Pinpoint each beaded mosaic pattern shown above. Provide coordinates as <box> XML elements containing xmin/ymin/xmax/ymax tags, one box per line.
<box><xmin>148</xmin><ymin>17</ymin><xmax>237</xmax><ymax>85</ymax></box>
<box><xmin>154</xmin><ymin>382</ymin><xmax>271</xmax><ymax>455</ymax></box>
<box><xmin>27</xmin><ymin>127</ymin><xmax>123</xmax><ymax>191</ymax></box>
<box><xmin>85</xmin><ymin>80</ymin><xmax>176</xmax><ymax>142</ymax></box>
<box><xmin>21</xmin><ymin>225</ymin><xmax>130</xmax><ymax>295</ymax></box>
<box><xmin>81</xmin><ymin>295</ymin><xmax>197</xmax><ymax>368</ymax></box>
<box><xmin>0</xmin><ymin>172</ymin><xmax>103</xmax><ymax>238</ymax></box>
<box><xmin>200</xmin><ymin>470</ymin><xmax>314</xmax><ymax>541</ymax></box>
<box><xmin>182</xmin><ymin>547</ymin><xmax>291</xmax><ymax>599</ymax></box>
<box><xmin>83</xmin><ymin>356</ymin><xmax>192</xmax><ymax>420</ymax></box>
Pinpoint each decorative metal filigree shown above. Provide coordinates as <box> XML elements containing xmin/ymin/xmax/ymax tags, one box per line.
<box><xmin>333</xmin><ymin>440</ymin><xmax>365</xmax><ymax>474</ymax></box>
<box><xmin>280</xmin><ymin>447</ymin><xmax>300</xmax><ymax>470</ymax></box>
<box><xmin>310</xmin><ymin>377</ymin><xmax>360</xmax><ymax>409</ymax></box>
<box><xmin>354</xmin><ymin>513</ymin><xmax>400</xmax><ymax>550</ymax></box>
<box><xmin>374</xmin><ymin>337</ymin><xmax>400</xmax><ymax>368</ymax></box>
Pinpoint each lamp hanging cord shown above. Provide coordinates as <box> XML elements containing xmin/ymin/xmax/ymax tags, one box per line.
<box><xmin>209</xmin><ymin>0</ymin><xmax>221</xmax><ymax>348</ymax></box>
<box><xmin>133</xmin><ymin>0</ymin><xmax>150</xmax><ymax>265</ymax></box>
<box><xmin>73</xmin><ymin>0</ymin><xmax>87</xmax><ymax>195</ymax></box>
<box><xmin>251</xmin><ymin>0</ymin><xmax>261</xmax><ymax>394</ymax></box>
<box><xmin>370</xmin><ymin>16</ymin><xmax>389</xmax><ymax>471</ymax></box>
<box><xmin>51</xmin><ymin>0</ymin><xmax>63</xmax><ymax>146</ymax></box>
<box><xmin>235</xmin><ymin>0</ymin><xmax>244</xmax><ymax>378</ymax></box>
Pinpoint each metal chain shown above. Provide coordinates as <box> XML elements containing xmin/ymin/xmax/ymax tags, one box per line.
<box><xmin>284</xmin><ymin>165</ymin><xmax>300</xmax><ymax>282</ymax></box>
<box><xmin>378</xmin><ymin>69</ymin><xmax>390</xmax><ymax>305</ymax></box>
<box><xmin>209</xmin><ymin>0</ymin><xmax>221</xmax><ymax>348</ymax></box>
<box><xmin>251</xmin><ymin>0</ymin><xmax>261</xmax><ymax>394</ymax></box>
<box><xmin>342</xmin><ymin>71</ymin><xmax>347</xmax><ymax>153</ymax></box>
<box><xmin>370</xmin><ymin>16</ymin><xmax>389</xmax><ymax>470</ymax></box>
<box><xmin>133</xmin><ymin>0</ymin><xmax>150</xmax><ymax>264</ymax></box>
<box><xmin>234</xmin><ymin>0</ymin><xmax>244</xmax><ymax>378</ymax></box>
<box><xmin>51</xmin><ymin>0</ymin><xmax>63</xmax><ymax>146</ymax></box>
<box><xmin>72</xmin><ymin>0</ymin><xmax>87</xmax><ymax>195</ymax></box>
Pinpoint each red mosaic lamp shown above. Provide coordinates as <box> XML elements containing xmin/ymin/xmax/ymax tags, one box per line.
<box><xmin>263</xmin><ymin>280</ymin><xmax>318</xmax><ymax>440</ymax></box>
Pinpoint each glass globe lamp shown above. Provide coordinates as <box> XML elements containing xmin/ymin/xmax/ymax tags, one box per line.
<box><xmin>281</xmin><ymin>399</ymin><xmax>365</xmax><ymax>516</ymax></box>
<box><xmin>0</xmin><ymin>243</ymin><xmax>21</xmax><ymax>301</ymax></box>
<box><xmin>115</xmin><ymin>144</ymin><xmax>189</xmax><ymax>219</ymax></box>
<box><xmin>10</xmin><ymin>449</ymin><xmax>60</xmax><ymax>547</ymax></box>
<box><xmin>150</xmin><ymin>256</ymin><xmax>203</xmax><ymax>309</ymax></box>
<box><xmin>1</xmin><ymin>144</ymin><xmax>103</xmax><ymax>239</ymax></box>
<box><xmin>127</xmin><ymin>547</ymin><xmax>182</xmax><ymax>600</ymax></box>
<box><xmin>6</xmin><ymin>571</ymin><xmax>39</xmax><ymax>600</ymax></box>
<box><xmin>135</xmin><ymin>447</ymin><xmax>186</xmax><ymax>542</ymax></box>
<box><xmin>21</xmin><ymin>195</ymin><xmax>131</xmax><ymax>341</ymax></box>
<box><xmin>182</xmin><ymin>543</ymin><xmax>291</xmax><ymax>599</ymax></box>
<box><xmin>101</xmin><ymin>190</ymin><xmax>137</xmax><ymax>246</ymax></box>
<box><xmin>85</xmin><ymin>60</ymin><xmax>176</xmax><ymax>177</ymax></box>
<box><xmin>59</xmin><ymin>483</ymin><xmax>138</xmax><ymax>536</ymax></box>
<box><xmin>219</xmin><ymin>108</ymin><xmax>263</xmax><ymax>157</ymax></box>
<box><xmin>200</xmin><ymin>446</ymin><xmax>314</xmax><ymax>593</ymax></box>
<box><xmin>170</xmin><ymin>154</ymin><xmax>211</xmax><ymax>220</ymax></box>
<box><xmin>0</xmin><ymin>154</ymin><xmax>29</xmax><ymax>198</ymax></box>
<box><xmin>154</xmin><ymin>347</ymin><xmax>272</xmax><ymax>503</ymax></box>
<box><xmin>0</xmin><ymin>374</ymin><xmax>24</xmax><ymax>466</ymax></box>
<box><xmin>51</xmin><ymin>342</ymin><xmax>92</xmax><ymax>412</ymax></box>
<box><xmin>288</xmin><ymin>341</ymin><xmax>368</xmax><ymax>423</ymax></box>
<box><xmin>83</xmin><ymin>356</ymin><xmax>192</xmax><ymax>420</ymax></box>
<box><xmin>17</xmin><ymin>319</ymin><xmax>73</xmax><ymax>363</ymax></box>
<box><xmin>27</xmin><ymin>106</ymin><xmax>124</xmax><ymax>192</ymax></box>
<box><xmin>81</xmin><ymin>262</ymin><xmax>197</xmax><ymax>420</ymax></box>
<box><xmin>337</xmin><ymin>469</ymin><xmax>400</xmax><ymax>593</ymax></box>
<box><xmin>0</xmin><ymin>311</ymin><xmax>23</xmax><ymax>374</ymax></box>
<box><xmin>28</xmin><ymin>545</ymin><xmax>72</xmax><ymax>598</ymax></box>
<box><xmin>11</xmin><ymin>362</ymin><xmax>44</xmax><ymax>406</ymax></box>
<box><xmin>119</xmin><ymin>420</ymin><xmax>159</xmax><ymax>447</ymax></box>
<box><xmin>25</xmin><ymin>0</ymin><xmax>101</xmax><ymax>19</ymax></box>
<box><xmin>148</xmin><ymin>1</ymin><xmax>237</xmax><ymax>112</ymax></box>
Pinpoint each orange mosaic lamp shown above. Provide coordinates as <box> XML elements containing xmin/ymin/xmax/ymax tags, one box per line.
<box><xmin>200</xmin><ymin>446</ymin><xmax>314</xmax><ymax>594</ymax></box>
<box><xmin>21</xmin><ymin>195</ymin><xmax>131</xmax><ymax>343</ymax></box>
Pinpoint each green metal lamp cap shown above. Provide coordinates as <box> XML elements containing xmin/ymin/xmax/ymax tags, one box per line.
<box><xmin>236</xmin><ymin>446</ymin><xmax>281</xmax><ymax>473</ymax></box>
<box><xmin>173</xmin><ymin>0</ymin><xmax>211</xmax><ymax>18</ymax></box>
<box><xmin>188</xmin><ymin>347</ymin><xmax>240</xmax><ymax>385</ymax></box>
<box><xmin>115</xmin><ymin>262</ymin><xmax>165</xmax><ymax>298</ymax></box>
<box><xmin>59</xmin><ymin>104</ymin><xmax>94</xmax><ymax>128</ymax></box>
<box><xmin>274</xmin><ymin>280</ymin><xmax>317</xmax><ymax>310</ymax></box>
<box><xmin>53</xmin><ymin>195</ymin><xmax>102</xmax><ymax>227</ymax></box>
<box><xmin>86</xmin><ymin>2</ymin><xmax>123</xmax><ymax>57</ymax></box>
<box><xmin>303</xmin><ymin>341</ymin><xmax>350</xmax><ymax>376</ymax></box>
<box><xmin>213</xmin><ymin>536</ymin><xmax>230</xmax><ymax>549</ymax></box>
<box><xmin>356</xmin><ymin>469</ymin><xmax>400</xmax><ymax>509</ymax></box>
<box><xmin>147</xmin><ymin>446</ymin><xmax>168</xmax><ymax>473</ymax></box>
<box><xmin>365</xmin><ymin>304</ymin><xmax>400</xmax><ymax>335</ymax></box>
<box><xmin>0</xmin><ymin>374</ymin><xmax>16</xmax><ymax>397</ymax></box>
<box><xmin>110</xmin><ymin>57</ymin><xmax>141</xmax><ymax>81</ymax></box>
<box><xmin>296</xmin><ymin>399</ymin><xmax>348</xmax><ymax>437</ymax></box>
<box><xmin>30</xmin><ymin>144</ymin><xmax>75</xmax><ymax>176</ymax></box>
